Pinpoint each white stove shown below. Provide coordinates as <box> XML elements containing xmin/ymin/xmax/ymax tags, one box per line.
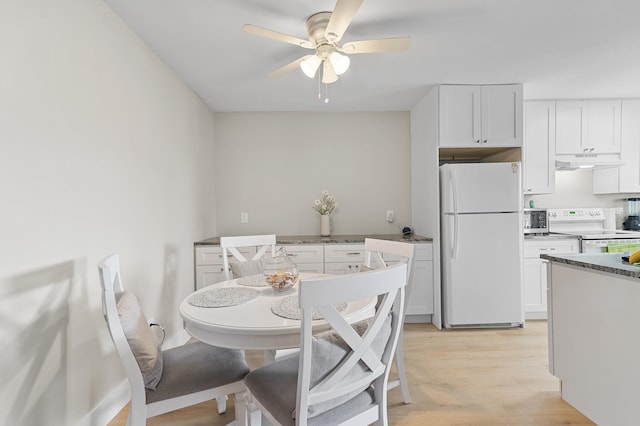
<box><xmin>548</xmin><ymin>208</ymin><xmax>640</xmax><ymax>252</ymax></box>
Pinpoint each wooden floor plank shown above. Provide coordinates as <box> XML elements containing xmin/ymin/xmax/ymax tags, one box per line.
<box><xmin>108</xmin><ymin>320</ymin><xmax>594</xmax><ymax>425</ymax></box>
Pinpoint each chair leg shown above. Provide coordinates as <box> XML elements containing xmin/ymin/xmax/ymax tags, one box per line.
<box><xmin>216</xmin><ymin>395</ymin><xmax>228</xmax><ymax>414</ymax></box>
<box><xmin>394</xmin><ymin>333</ymin><xmax>412</xmax><ymax>404</ymax></box>
<box><xmin>233</xmin><ymin>391</ymin><xmax>249</xmax><ymax>426</ymax></box>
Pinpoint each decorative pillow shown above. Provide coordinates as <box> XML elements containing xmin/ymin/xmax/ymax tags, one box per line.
<box><xmin>230</xmin><ymin>259</ymin><xmax>263</xmax><ymax>278</ymax></box>
<box><xmin>293</xmin><ymin>314</ymin><xmax>392</xmax><ymax>419</ymax></box>
<box><xmin>117</xmin><ymin>290</ymin><xmax>163</xmax><ymax>390</ymax></box>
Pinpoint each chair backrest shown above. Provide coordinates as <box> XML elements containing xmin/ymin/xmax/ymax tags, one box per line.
<box><xmin>296</xmin><ymin>263</ymin><xmax>407</xmax><ymax>424</ymax></box>
<box><xmin>364</xmin><ymin>238</ymin><xmax>415</xmax><ymax>306</ymax></box>
<box><xmin>220</xmin><ymin>234</ymin><xmax>277</xmax><ymax>280</ymax></box>
<box><xmin>97</xmin><ymin>254</ymin><xmax>148</xmax><ymax>423</ymax></box>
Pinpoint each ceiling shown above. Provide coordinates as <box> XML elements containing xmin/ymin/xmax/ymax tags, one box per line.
<box><xmin>103</xmin><ymin>0</ymin><xmax>640</xmax><ymax>112</ymax></box>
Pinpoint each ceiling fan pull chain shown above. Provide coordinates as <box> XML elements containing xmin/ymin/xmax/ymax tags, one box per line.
<box><xmin>317</xmin><ymin>72</ymin><xmax>322</xmax><ymax>99</ymax></box>
<box><xmin>324</xmin><ymin>82</ymin><xmax>329</xmax><ymax>104</ymax></box>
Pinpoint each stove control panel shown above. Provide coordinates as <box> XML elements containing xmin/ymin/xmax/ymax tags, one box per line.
<box><xmin>548</xmin><ymin>208</ymin><xmax>605</xmax><ymax>222</ymax></box>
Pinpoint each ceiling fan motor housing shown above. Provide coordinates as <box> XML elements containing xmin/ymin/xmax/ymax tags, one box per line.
<box><xmin>306</xmin><ymin>12</ymin><xmax>334</xmax><ymax>50</ymax></box>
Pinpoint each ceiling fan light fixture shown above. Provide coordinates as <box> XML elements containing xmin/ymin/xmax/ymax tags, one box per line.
<box><xmin>300</xmin><ymin>55</ymin><xmax>322</xmax><ymax>78</ymax></box>
<box><xmin>321</xmin><ymin>60</ymin><xmax>338</xmax><ymax>83</ymax></box>
<box><xmin>329</xmin><ymin>51</ymin><xmax>350</xmax><ymax>75</ymax></box>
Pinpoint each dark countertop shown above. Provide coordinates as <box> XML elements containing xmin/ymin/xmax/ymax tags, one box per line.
<box><xmin>540</xmin><ymin>252</ymin><xmax>640</xmax><ymax>279</ymax></box>
<box><xmin>195</xmin><ymin>234</ymin><xmax>432</xmax><ymax>246</ymax></box>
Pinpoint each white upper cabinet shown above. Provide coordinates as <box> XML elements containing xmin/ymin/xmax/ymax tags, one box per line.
<box><xmin>593</xmin><ymin>100</ymin><xmax>640</xmax><ymax>194</ymax></box>
<box><xmin>523</xmin><ymin>101</ymin><xmax>555</xmax><ymax>194</ymax></box>
<box><xmin>555</xmin><ymin>100</ymin><xmax>621</xmax><ymax>155</ymax></box>
<box><xmin>439</xmin><ymin>84</ymin><xmax>523</xmax><ymax>147</ymax></box>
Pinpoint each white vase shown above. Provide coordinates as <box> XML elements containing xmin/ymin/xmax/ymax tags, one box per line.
<box><xmin>320</xmin><ymin>214</ymin><xmax>331</xmax><ymax>236</ymax></box>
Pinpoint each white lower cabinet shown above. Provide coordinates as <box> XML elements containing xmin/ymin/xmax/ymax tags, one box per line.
<box><xmin>277</xmin><ymin>244</ymin><xmax>324</xmax><ymax>274</ymax></box>
<box><xmin>523</xmin><ymin>238</ymin><xmax>579</xmax><ymax>319</ymax></box>
<box><xmin>324</xmin><ymin>244</ymin><xmax>367</xmax><ymax>274</ymax></box>
<box><xmin>195</xmin><ymin>241</ymin><xmax>435</xmax><ymax>322</ymax></box>
<box><xmin>324</xmin><ymin>243</ymin><xmax>434</xmax><ymax>321</ymax></box>
<box><xmin>194</xmin><ymin>245</ymin><xmax>256</xmax><ymax>289</ymax></box>
<box><xmin>404</xmin><ymin>244</ymin><xmax>434</xmax><ymax>321</ymax></box>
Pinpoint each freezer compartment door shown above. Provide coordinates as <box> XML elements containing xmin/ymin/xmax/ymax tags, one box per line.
<box><xmin>441</xmin><ymin>212</ymin><xmax>524</xmax><ymax>327</ymax></box>
<box><xmin>440</xmin><ymin>162</ymin><xmax>522</xmax><ymax>214</ymax></box>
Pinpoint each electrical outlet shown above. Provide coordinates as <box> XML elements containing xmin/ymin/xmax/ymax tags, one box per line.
<box><xmin>386</xmin><ymin>210</ymin><xmax>394</xmax><ymax>223</ymax></box>
<box><xmin>240</xmin><ymin>212</ymin><xmax>249</xmax><ymax>224</ymax></box>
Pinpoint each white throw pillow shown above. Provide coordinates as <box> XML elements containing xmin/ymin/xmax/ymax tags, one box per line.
<box><xmin>230</xmin><ymin>259</ymin><xmax>263</xmax><ymax>278</ymax></box>
<box><xmin>117</xmin><ymin>290</ymin><xmax>163</xmax><ymax>390</ymax></box>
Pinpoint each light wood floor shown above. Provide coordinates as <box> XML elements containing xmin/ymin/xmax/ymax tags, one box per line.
<box><xmin>108</xmin><ymin>320</ymin><xmax>594</xmax><ymax>425</ymax></box>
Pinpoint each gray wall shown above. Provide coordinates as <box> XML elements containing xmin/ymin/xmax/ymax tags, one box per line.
<box><xmin>0</xmin><ymin>1</ymin><xmax>216</xmax><ymax>424</ymax></box>
<box><xmin>214</xmin><ymin>112</ymin><xmax>412</xmax><ymax>236</ymax></box>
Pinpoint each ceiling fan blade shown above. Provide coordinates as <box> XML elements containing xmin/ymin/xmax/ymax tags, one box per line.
<box><xmin>269</xmin><ymin>55</ymin><xmax>312</xmax><ymax>78</ymax></box>
<box><xmin>242</xmin><ymin>24</ymin><xmax>314</xmax><ymax>49</ymax></box>
<box><xmin>340</xmin><ymin>37</ymin><xmax>412</xmax><ymax>54</ymax></box>
<box><xmin>325</xmin><ymin>0</ymin><xmax>365</xmax><ymax>43</ymax></box>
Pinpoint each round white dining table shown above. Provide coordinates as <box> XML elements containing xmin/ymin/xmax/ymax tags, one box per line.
<box><xmin>180</xmin><ymin>272</ymin><xmax>377</xmax><ymax>352</ymax></box>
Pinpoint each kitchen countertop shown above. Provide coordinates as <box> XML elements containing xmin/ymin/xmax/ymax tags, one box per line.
<box><xmin>195</xmin><ymin>234</ymin><xmax>432</xmax><ymax>246</ymax></box>
<box><xmin>524</xmin><ymin>233</ymin><xmax>580</xmax><ymax>241</ymax></box>
<box><xmin>540</xmin><ymin>252</ymin><xmax>640</xmax><ymax>279</ymax></box>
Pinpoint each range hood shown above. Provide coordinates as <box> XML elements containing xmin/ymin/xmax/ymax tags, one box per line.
<box><xmin>555</xmin><ymin>155</ymin><xmax>624</xmax><ymax>171</ymax></box>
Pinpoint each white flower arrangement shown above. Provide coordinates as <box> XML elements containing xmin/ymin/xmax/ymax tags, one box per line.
<box><xmin>312</xmin><ymin>190</ymin><xmax>337</xmax><ymax>215</ymax></box>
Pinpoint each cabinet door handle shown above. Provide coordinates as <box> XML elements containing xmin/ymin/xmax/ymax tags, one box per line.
<box><xmin>346</xmin><ymin>252</ymin><xmax>362</xmax><ymax>256</ymax></box>
<box><xmin>476</xmin><ymin>139</ymin><xmax>481</xmax><ymax>144</ymax></box>
<box><xmin>589</xmin><ymin>147</ymin><xmax>595</xmax><ymax>152</ymax></box>
<box><xmin>483</xmin><ymin>139</ymin><xmax>488</xmax><ymax>144</ymax></box>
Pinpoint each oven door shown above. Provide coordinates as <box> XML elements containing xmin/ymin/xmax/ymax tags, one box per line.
<box><xmin>581</xmin><ymin>238</ymin><xmax>640</xmax><ymax>253</ymax></box>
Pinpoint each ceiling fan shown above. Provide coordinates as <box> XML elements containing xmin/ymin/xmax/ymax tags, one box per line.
<box><xmin>242</xmin><ymin>0</ymin><xmax>411</xmax><ymax>86</ymax></box>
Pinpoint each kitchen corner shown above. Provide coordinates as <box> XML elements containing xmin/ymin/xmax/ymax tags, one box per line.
<box><xmin>194</xmin><ymin>234</ymin><xmax>435</xmax><ymax>324</ymax></box>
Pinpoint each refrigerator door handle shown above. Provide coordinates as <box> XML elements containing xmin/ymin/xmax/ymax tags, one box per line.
<box><xmin>450</xmin><ymin>168</ymin><xmax>459</xmax><ymax>215</ymax></box>
<box><xmin>450</xmin><ymin>168</ymin><xmax>460</xmax><ymax>259</ymax></box>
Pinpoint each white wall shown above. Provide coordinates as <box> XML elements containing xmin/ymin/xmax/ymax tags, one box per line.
<box><xmin>0</xmin><ymin>1</ymin><xmax>216</xmax><ymax>425</ymax></box>
<box><xmin>213</xmin><ymin>112</ymin><xmax>411</xmax><ymax>236</ymax></box>
<box><xmin>527</xmin><ymin>170</ymin><xmax>634</xmax><ymax>208</ymax></box>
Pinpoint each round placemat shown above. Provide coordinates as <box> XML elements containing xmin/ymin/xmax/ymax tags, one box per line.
<box><xmin>271</xmin><ymin>295</ymin><xmax>348</xmax><ymax>320</ymax></box>
<box><xmin>189</xmin><ymin>287</ymin><xmax>259</xmax><ymax>308</ymax></box>
<box><xmin>237</xmin><ymin>274</ymin><xmax>269</xmax><ymax>287</ymax></box>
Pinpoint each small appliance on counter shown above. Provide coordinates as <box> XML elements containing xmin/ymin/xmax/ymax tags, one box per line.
<box><xmin>524</xmin><ymin>208</ymin><xmax>548</xmax><ymax>235</ymax></box>
<box><xmin>623</xmin><ymin>198</ymin><xmax>640</xmax><ymax>231</ymax></box>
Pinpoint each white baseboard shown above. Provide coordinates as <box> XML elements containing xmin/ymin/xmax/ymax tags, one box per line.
<box><xmin>76</xmin><ymin>380</ymin><xmax>129</xmax><ymax>426</ymax></box>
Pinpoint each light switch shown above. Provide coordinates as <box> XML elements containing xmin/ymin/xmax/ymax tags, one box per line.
<box><xmin>241</xmin><ymin>212</ymin><xmax>249</xmax><ymax>224</ymax></box>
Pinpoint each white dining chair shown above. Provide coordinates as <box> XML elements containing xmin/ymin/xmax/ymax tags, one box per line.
<box><xmin>220</xmin><ymin>234</ymin><xmax>277</xmax><ymax>280</ymax></box>
<box><xmin>98</xmin><ymin>254</ymin><xmax>250</xmax><ymax>426</ymax></box>
<box><xmin>244</xmin><ymin>263</ymin><xmax>408</xmax><ymax>426</ymax></box>
<box><xmin>364</xmin><ymin>238</ymin><xmax>415</xmax><ymax>404</ymax></box>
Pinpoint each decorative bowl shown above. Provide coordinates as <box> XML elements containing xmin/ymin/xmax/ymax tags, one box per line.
<box><xmin>263</xmin><ymin>248</ymin><xmax>299</xmax><ymax>291</ymax></box>
<box><xmin>264</xmin><ymin>270</ymin><xmax>299</xmax><ymax>291</ymax></box>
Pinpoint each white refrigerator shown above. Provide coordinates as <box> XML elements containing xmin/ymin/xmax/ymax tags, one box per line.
<box><xmin>440</xmin><ymin>162</ymin><xmax>524</xmax><ymax>328</ymax></box>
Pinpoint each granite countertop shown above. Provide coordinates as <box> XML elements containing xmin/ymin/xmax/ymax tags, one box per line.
<box><xmin>195</xmin><ymin>234</ymin><xmax>432</xmax><ymax>246</ymax></box>
<box><xmin>541</xmin><ymin>252</ymin><xmax>640</xmax><ymax>279</ymax></box>
<box><xmin>524</xmin><ymin>233</ymin><xmax>581</xmax><ymax>241</ymax></box>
